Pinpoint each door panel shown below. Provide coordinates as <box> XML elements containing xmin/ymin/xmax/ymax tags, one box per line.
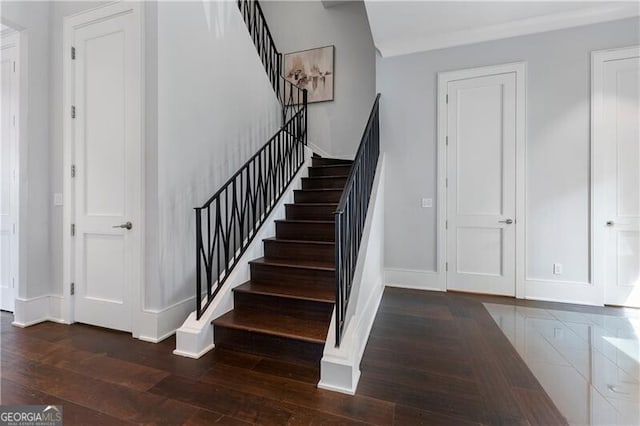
<box><xmin>447</xmin><ymin>73</ymin><xmax>516</xmax><ymax>296</ymax></box>
<box><xmin>600</xmin><ymin>54</ymin><xmax>640</xmax><ymax>307</ymax></box>
<box><xmin>72</xmin><ymin>9</ymin><xmax>141</xmax><ymax>331</ymax></box>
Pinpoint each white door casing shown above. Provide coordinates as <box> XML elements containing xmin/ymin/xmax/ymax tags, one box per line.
<box><xmin>592</xmin><ymin>46</ymin><xmax>640</xmax><ymax>308</ymax></box>
<box><xmin>64</xmin><ymin>3</ymin><xmax>143</xmax><ymax>332</ymax></box>
<box><xmin>446</xmin><ymin>73</ymin><xmax>517</xmax><ymax>296</ymax></box>
<box><xmin>0</xmin><ymin>32</ymin><xmax>19</xmax><ymax>312</ymax></box>
<box><xmin>437</xmin><ymin>62</ymin><xmax>526</xmax><ymax>298</ymax></box>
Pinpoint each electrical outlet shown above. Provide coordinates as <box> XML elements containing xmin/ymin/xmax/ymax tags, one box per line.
<box><xmin>421</xmin><ymin>198</ymin><xmax>433</xmax><ymax>208</ymax></box>
<box><xmin>53</xmin><ymin>193</ymin><xmax>63</xmax><ymax>206</ymax></box>
<box><xmin>553</xmin><ymin>263</ymin><xmax>563</xmax><ymax>275</ymax></box>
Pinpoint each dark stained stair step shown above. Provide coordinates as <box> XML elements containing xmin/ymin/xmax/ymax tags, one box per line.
<box><xmin>263</xmin><ymin>237</ymin><xmax>335</xmax><ymax>264</ymax></box>
<box><xmin>213</xmin><ymin>309</ymin><xmax>328</xmax><ymax>365</ymax></box>
<box><xmin>312</xmin><ymin>157</ymin><xmax>353</xmax><ymax>167</ymax></box>
<box><xmin>294</xmin><ymin>189</ymin><xmax>343</xmax><ymax>204</ymax></box>
<box><xmin>308</xmin><ymin>164</ymin><xmax>352</xmax><ymax>177</ymax></box>
<box><xmin>233</xmin><ymin>281</ymin><xmax>334</xmax><ymax>322</ymax></box>
<box><xmin>275</xmin><ymin>219</ymin><xmax>335</xmax><ymax>242</ymax></box>
<box><xmin>213</xmin><ymin>309</ymin><xmax>329</xmax><ymax>343</ymax></box>
<box><xmin>249</xmin><ymin>257</ymin><xmax>334</xmax><ymax>287</ymax></box>
<box><xmin>302</xmin><ymin>176</ymin><xmax>348</xmax><ymax>190</ymax></box>
<box><xmin>285</xmin><ymin>203</ymin><xmax>338</xmax><ymax>221</ymax></box>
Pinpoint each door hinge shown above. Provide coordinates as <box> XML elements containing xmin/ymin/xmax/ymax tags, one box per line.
<box><xmin>446</xmin><ymin>262</ymin><xmax>449</xmax><ymax>272</ymax></box>
<box><xmin>71</xmin><ymin>164</ymin><xmax>76</xmax><ymax>178</ymax></box>
<box><xmin>446</xmin><ymin>94</ymin><xmax>449</xmax><ymax>103</ymax></box>
<box><xmin>12</xmin><ymin>223</ymin><xmax>16</xmax><ymax>234</ymax></box>
<box><xmin>71</xmin><ymin>223</ymin><xmax>75</xmax><ymax>236</ymax></box>
<box><xmin>446</xmin><ymin>178</ymin><xmax>448</xmax><ymax>188</ymax></box>
<box><xmin>445</xmin><ymin>136</ymin><xmax>448</xmax><ymax>146</ymax></box>
<box><xmin>13</xmin><ymin>61</ymin><xmax>16</xmax><ymax>73</ymax></box>
<box><xmin>71</xmin><ymin>46</ymin><xmax>76</xmax><ymax>60</ymax></box>
<box><xmin>12</xmin><ymin>277</ymin><xmax>15</xmax><ymax>289</ymax></box>
<box><xmin>445</xmin><ymin>220</ymin><xmax>448</xmax><ymax>230</ymax></box>
<box><xmin>71</xmin><ymin>105</ymin><xmax>76</xmax><ymax>119</ymax></box>
<box><xmin>70</xmin><ymin>282</ymin><xmax>75</xmax><ymax>295</ymax></box>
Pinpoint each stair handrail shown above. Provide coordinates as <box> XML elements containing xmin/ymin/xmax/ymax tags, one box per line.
<box><xmin>195</xmin><ymin>0</ymin><xmax>308</xmax><ymax>319</ymax></box>
<box><xmin>334</xmin><ymin>94</ymin><xmax>381</xmax><ymax>346</ymax></box>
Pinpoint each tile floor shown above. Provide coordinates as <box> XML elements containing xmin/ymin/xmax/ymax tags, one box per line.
<box><xmin>485</xmin><ymin>303</ymin><xmax>640</xmax><ymax>425</ymax></box>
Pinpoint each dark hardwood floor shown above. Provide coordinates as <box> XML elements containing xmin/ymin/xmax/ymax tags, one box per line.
<box><xmin>0</xmin><ymin>288</ymin><xmax>595</xmax><ymax>425</ymax></box>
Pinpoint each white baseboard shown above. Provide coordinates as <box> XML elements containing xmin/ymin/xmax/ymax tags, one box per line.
<box><xmin>307</xmin><ymin>139</ymin><xmax>354</xmax><ymax>161</ymax></box>
<box><xmin>384</xmin><ymin>268</ymin><xmax>445</xmax><ymax>291</ymax></box>
<box><xmin>12</xmin><ymin>295</ymin><xmax>66</xmax><ymax>327</ymax></box>
<box><xmin>137</xmin><ymin>296</ymin><xmax>196</xmax><ymax>343</ymax></box>
<box><xmin>524</xmin><ymin>278</ymin><xmax>602</xmax><ymax>306</ymax></box>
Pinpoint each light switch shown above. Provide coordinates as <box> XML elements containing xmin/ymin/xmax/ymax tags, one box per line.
<box><xmin>54</xmin><ymin>193</ymin><xmax>63</xmax><ymax>206</ymax></box>
<box><xmin>421</xmin><ymin>198</ymin><xmax>433</xmax><ymax>208</ymax></box>
<box><xmin>553</xmin><ymin>263</ymin><xmax>563</xmax><ymax>275</ymax></box>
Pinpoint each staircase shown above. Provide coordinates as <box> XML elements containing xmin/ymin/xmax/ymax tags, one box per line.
<box><xmin>212</xmin><ymin>157</ymin><xmax>352</xmax><ymax>366</ymax></box>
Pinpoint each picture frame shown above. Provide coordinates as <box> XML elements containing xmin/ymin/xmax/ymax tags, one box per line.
<box><xmin>284</xmin><ymin>45</ymin><xmax>334</xmax><ymax>104</ymax></box>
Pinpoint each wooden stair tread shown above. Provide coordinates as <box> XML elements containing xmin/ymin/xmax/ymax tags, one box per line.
<box><xmin>311</xmin><ymin>163</ymin><xmax>353</xmax><ymax>168</ymax></box>
<box><xmin>295</xmin><ymin>189</ymin><xmax>342</xmax><ymax>192</ymax></box>
<box><xmin>234</xmin><ymin>281</ymin><xmax>335</xmax><ymax>303</ymax></box>
<box><xmin>213</xmin><ymin>309</ymin><xmax>329</xmax><ymax>343</ymax></box>
<box><xmin>303</xmin><ymin>175</ymin><xmax>349</xmax><ymax>179</ymax></box>
<box><xmin>285</xmin><ymin>203</ymin><xmax>338</xmax><ymax>207</ymax></box>
<box><xmin>250</xmin><ymin>256</ymin><xmax>334</xmax><ymax>271</ymax></box>
<box><xmin>263</xmin><ymin>237</ymin><xmax>334</xmax><ymax>246</ymax></box>
<box><xmin>275</xmin><ymin>219</ymin><xmax>334</xmax><ymax>224</ymax></box>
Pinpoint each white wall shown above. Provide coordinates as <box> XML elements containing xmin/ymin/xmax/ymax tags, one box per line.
<box><xmin>17</xmin><ymin>1</ymin><xmax>281</xmax><ymax>330</ymax></box>
<box><xmin>378</xmin><ymin>18</ymin><xmax>640</xmax><ymax>295</ymax></box>
<box><xmin>1</xmin><ymin>2</ymin><xmax>51</xmax><ymax>300</ymax></box>
<box><xmin>152</xmin><ymin>1</ymin><xmax>281</xmax><ymax>309</ymax></box>
<box><xmin>260</xmin><ymin>0</ymin><xmax>376</xmax><ymax>158</ymax></box>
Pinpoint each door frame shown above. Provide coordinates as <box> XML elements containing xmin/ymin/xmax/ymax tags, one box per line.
<box><xmin>437</xmin><ymin>62</ymin><xmax>526</xmax><ymax>298</ymax></box>
<box><xmin>1</xmin><ymin>28</ymin><xmax>21</xmax><ymax>313</ymax></box>
<box><xmin>591</xmin><ymin>45</ymin><xmax>640</xmax><ymax>306</ymax></box>
<box><xmin>62</xmin><ymin>2</ymin><xmax>145</xmax><ymax>335</ymax></box>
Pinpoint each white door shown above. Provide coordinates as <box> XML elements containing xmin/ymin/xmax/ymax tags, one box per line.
<box><xmin>593</xmin><ymin>48</ymin><xmax>640</xmax><ymax>307</ymax></box>
<box><xmin>446</xmin><ymin>72</ymin><xmax>517</xmax><ymax>296</ymax></box>
<box><xmin>0</xmin><ymin>34</ymin><xmax>18</xmax><ymax>312</ymax></box>
<box><xmin>71</xmin><ymin>7</ymin><xmax>142</xmax><ymax>331</ymax></box>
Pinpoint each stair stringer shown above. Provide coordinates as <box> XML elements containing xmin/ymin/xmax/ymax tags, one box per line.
<box><xmin>317</xmin><ymin>155</ymin><xmax>386</xmax><ymax>394</ymax></box>
<box><xmin>173</xmin><ymin>147</ymin><xmax>313</xmax><ymax>359</ymax></box>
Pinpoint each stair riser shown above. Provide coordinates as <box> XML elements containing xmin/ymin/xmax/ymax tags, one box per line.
<box><xmin>285</xmin><ymin>204</ymin><xmax>337</xmax><ymax>221</ymax></box>
<box><xmin>308</xmin><ymin>165</ymin><xmax>352</xmax><ymax>177</ymax></box>
<box><xmin>214</xmin><ymin>326</ymin><xmax>324</xmax><ymax>365</ymax></box>
<box><xmin>234</xmin><ymin>292</ymin><xmax>333</xmax><ymax>322</ymax></box>
<box><xmin>294</xmin><ymin>190</ymin><xmax>342</xmax><ymax>203</ymax></box>
<box><xmin>276</xmin><ymin>221</ymin><xmax>334</xmax><ymax>242</ymax></box>
<box><xmin>250</xmin><ymin>263</ymin><xmax>334</xmax><ymax>287</ymax></box>
<box><xmin>302</xmin><ymin>177</ymin><xmax>347</xmax><ymax>190</ymax></box>
<box><xmin>263</xmin><ymin>240</ymin><xmax>335</xmax><ymax>264</ymax></box>
<box><xmin>312</xmin><ymin>158</ymin><xmax>353</xmax><ymax>167</ymax></box>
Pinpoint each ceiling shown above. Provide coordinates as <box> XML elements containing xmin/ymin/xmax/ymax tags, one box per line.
<box><xmin>365</xmin><ymin>1</ymin><xmax>640</xmax><ymax>57</ymax></box>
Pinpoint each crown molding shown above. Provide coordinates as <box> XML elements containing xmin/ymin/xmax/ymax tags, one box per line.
<box><xmin>376</xmin><ymin>4</ymin><xmax>640</xmax><ymax>58</ymax></box>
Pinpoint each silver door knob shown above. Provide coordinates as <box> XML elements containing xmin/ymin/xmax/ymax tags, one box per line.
<box><xmin>606</xmin><ymin>220</ymin><xmax>614</xmax><ymax>227</ymax></box>
<box><xmin>112</xmin><ymin>221</ymin><xmax>132</xmax><ymax>230</ymax></box>
<box><xmin>499</xmin><ymin>219</ymin><xmax>513</xmax><ymax>224</ymax></box>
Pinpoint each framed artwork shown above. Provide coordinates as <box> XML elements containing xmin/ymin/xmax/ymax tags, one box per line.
<box><xmin>284</xmin><ymin>45</ymin><xmax>334</xmax><ymax>103</ymax></box>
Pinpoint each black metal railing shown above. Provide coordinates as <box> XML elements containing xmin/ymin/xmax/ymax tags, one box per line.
<box><xmin>194</xmin><ymin>0</ymin><xmax>308</xmax><ymax>319</ymax></box>
<box><xmin>238</xmin><ymin>0</ymin><xmax>281</xmax><ymax>97</ymax></box>
<box><xmin>195</xmin><ymin>83</ymin><xmax>307</xmax><ymax>320</ymax></box>
<box><xmin>334</xmin><ymin>94</ymin><xmax>381</xmax><ymax>346</ymax></box>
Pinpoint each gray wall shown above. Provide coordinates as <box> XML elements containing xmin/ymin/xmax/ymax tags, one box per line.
<box><xmin>261</xmin><ymin>0</ymin><xmax>376</xmax><ymax>158</ymax></box>
<box><xmin>1</xmin><ymin>2</ymin><xmax>51</xmax><ymax>299</ymax></box>
<box><xmin>378</xmin><ymin>18</ymin><xmax>640</xmax><ymax>285</ymax></box>
<box><xmin>23</xmin><ymin>1</ymin><xmax>281</xmax><ymax>313</ymax></box>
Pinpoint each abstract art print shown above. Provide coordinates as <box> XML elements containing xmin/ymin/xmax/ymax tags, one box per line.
<box><xmin>284</xmin><ymin>45</ymin><xmax>334</xmax><ymax>103</ymax></box>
